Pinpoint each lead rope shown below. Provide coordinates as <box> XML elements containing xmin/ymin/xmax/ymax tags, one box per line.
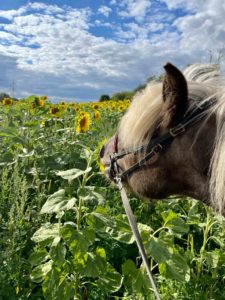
<box><xmin>115</xmin><ymin>174</ymin><xmax>161</xmax><ymax>300</ymax></box>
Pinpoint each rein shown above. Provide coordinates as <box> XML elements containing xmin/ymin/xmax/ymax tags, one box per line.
<box><xmin>110</xmin><ymin>99</ymin><xmax>215</xmax><ymax>300</ymax></box>
<box><xmin>114</xmin><ymin>173</ymin><xmax>161</xmax><ymax>300</ymax></box>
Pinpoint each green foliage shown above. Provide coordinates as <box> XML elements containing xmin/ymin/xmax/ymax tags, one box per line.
<box><xmin>0</xmin><ymin>97</ymin><xmax>224</xmax><ymax>299</ymax></box>
<box><xmin>111</xmin><ymin>91</ymin><xmax>134</xmax><ymax>101</ymax></box>
<box><xmin>0</xmin><ymin>164</ymin><xmax>45</xmax><ymax>298</ymax></box>
<box><xmin>99</xmin><ymin>94</ymin><xmax>110</xmax><ymax>102</ymax></box>
<box><xmin>30</xmin><ymin>150</ymin><xmax>123</xmax><ymax>299</ymax></box>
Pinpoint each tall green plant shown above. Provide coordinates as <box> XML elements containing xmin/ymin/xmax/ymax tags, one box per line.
<box><xmin>0</xmin><ymin>164</ymin><xmax>45</xmax><ymax>298</ymax></box>
<box><xmin>30</xmin><ymin>146</ymin><xmax>122</xmax><ymax>299</ymax></box>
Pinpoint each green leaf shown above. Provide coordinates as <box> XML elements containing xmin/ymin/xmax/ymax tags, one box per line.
<box><xmin>42</xmin><ymin>267</ymin><xmax>74</xmax><ymax>300</ymax></box>
<box><xmin>138</xmin><ymin>223</ymin><xmax>154</xmax><ymax>244</ymax></box>
<box><xmin>122</xmin><ymin>260</ymin><xmax>151</xmax><ymax>297</ymax></box>
<box><xmin>0</xmin><ymin>127</ymin><xmax>26</xmax><ymax>145</ymax></box>
<box><xmin>144</xmin><ymin>236</ymin><xmax>171</xmax><ymax>263</ymax></box>
<box><xmin>56</xmin><ymin>167</ymin><xmax>92</xmax><ymax>182</ymax></box>
<box><xmin>61</xmin><ymin>224</ymin><xmax>95</xmax><ymax>254</ymax></box>
<box><xmin>54</xmin><ymin>277</ymin><xmax>74</xmax><ymax>300</ymax></box>
<box><xmin>168</xmin><ymin>217</ymin><xmax>190</xmax><ymax>234</ymax></box>
<box><xmin>107</xmin><ymin>216</ymin><xmax>135</xmax><ymax>244</ymax></box>
<box><xmin>188</xmin><ymin>201</ymin><xmax>201</xmax><ymax>218</ymax></box>
<box><xmin>162</xmin><ymin>210</ymin><xmax>177</xmax><ymax>223</ymax></box>
<box><xmin>18</xmin><ymin>149</ymin><xmax>34</xmax><ymax>158</ymax></box>
<box><xmin>40</xmin><ymin>189</ymin><xmax>76</xmax><ymax>214</ymax></box>
<box><xmin>159</xmin><ymin>253</ymin><xmax>190</xmax><ymax>282</ymax></box>
<box><xmin>80</xmin><ymin>186</ymin><xmax>106</xmax><ymax>204</ymax></box>
<box><xmin>29</xmin><ymin>249</ymin><xmax>49</xmax><ymax>266</ymax></box>
<box><xmin>80</xmin><ymin>148</ymin><xmax>92</xmax><ymax>160</ymax></box>
<box><xmin>0</xmin><ymin>127</ymin><xmax>18</xmax><ymax>137</ymax></box>
<box><xmin>73</xmin><ymin>251</ymin><xmax>88</xmax><ymax>271</ymax></box>
<box><xmin>86</xmin><ymin>211</ymin><xmax>114</xmax><ymax>229</ymax></box>
<box><xmin>96</xmin><ymin>263</ymin><xmax>123</xmax><ymax>293</ymax></box>
<box><xmin>81</xmin><ymin>247</ymin><xmax>107</xmax><ymax>277</ymax></box>
<box><xmin>30</xmin><ymin>260</ymin><xmax>53</xmax><ymax>283</ymax></box>
<box><xmin>42</xmin><ymin>267</ymin><xmax>61</xmax><ymax>297</ymax></box>
<box><xmin>31</xmin><ymin>223</ymin><xmax>60</xmax><ymax>243</ymax></box>
<box><xmin>26</xmin><ymin>95</ymin><xmax>37</xmax><ymax>102</ymax></box>
<box><xmin>49</xmin><ymin>239</ymin><xmax>67</xmax><ymax>266</ymax></box>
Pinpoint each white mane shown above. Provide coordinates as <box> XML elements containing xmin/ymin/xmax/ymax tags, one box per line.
<box><xmin>118</xmin><ymin>63</ymin><xmax>225</xmax><ymax>214</ymax></box>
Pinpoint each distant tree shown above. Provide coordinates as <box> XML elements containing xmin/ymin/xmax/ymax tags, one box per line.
<box><xmin>99</xmin><ymin>94</ymin><xmax>110</xmax><ymax>102</ymax></box>
<box><xmin>104</xmin><ymin>74</ymin><xmax>163</xmax><ymax>103</ymax></box>
<box><xmin>111</xmin><ymin>91</ymin><xmax>134</xmax><ymax>101</ymax></box>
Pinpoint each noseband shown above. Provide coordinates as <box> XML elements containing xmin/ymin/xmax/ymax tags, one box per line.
<box><xmin>110</xmin><ymin>99</ymin><xmax>215</xmax><ymax>180</ymax></box>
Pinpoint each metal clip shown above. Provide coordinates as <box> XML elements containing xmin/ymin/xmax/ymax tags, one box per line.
<box><xmin>152</xmin><ymin>143</ymin><xmax>163</xmax><ymax>154</ymax></box>
<box><xmin>170</xmin><ymin>124</ymin><xmax>185</xmax><ymax>137</ymax></box>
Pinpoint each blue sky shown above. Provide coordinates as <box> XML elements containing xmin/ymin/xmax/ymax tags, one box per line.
<box><xmin>0</xmin><ymin>0</ymin><xmax>224</xmax><ymax>102</ymax></box>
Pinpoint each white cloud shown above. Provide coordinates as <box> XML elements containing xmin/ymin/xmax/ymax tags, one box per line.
<box><xmin>172</xmin><ymin>0</ymin><xmax>225</xmax><ymax>53</ymax></box>
<box><xmin>28</xmin><ymin>2</ymin><xmax>64</xmax><ymax>14</ymax></box>
<box><xmin>118</xmin><ymin>0</ymin><xmax>151</xmax><ymax>22</ymax></box>
<box><xmin>98</xmin><ymin>6</ymin><xmax>112</xmax><ymax>17</ymax></box>
<box><xmin>161</xmin><ymin>0</ymin><xmax>204</xmax><ymax>11</ymax></box>
<box><xmin>116</xmin><ymin>21</ymin><xmax>164</xmax><ymax>41</ymax></box>
<box><xmin>0</xmin><ymin>1</ymin><xmax>224</xmax><ymax>101</ymax></box>
<box><xmin>94</xmin><ymin>19</ymin><xmax>115</xmax><ymax>29</ymax></box>
<box><xmin>0</xmin><ymin>6</ymin><xmax>27</xmax><ymax>20</ymax></box>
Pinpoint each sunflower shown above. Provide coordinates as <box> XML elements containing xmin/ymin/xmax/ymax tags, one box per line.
<box><xmin>125</xmin><ymin>99</ymin><xmax>131</xmax><ymax>106</ymax></box>
<box><xmin>118</xmin><ymin>104</ymin><xmax>126</xmax><ymax>112</ymax></box>
<box><xmin>76</xmin><ymin>112</ymin><xmax>91</xmax><ymax>133</ymax></box>
<box><xmin>75</xmin><ymin>105</ymin><xmax>81</xmax><ymax>113</ymax></box>
<box><xmin>31</xmin><ymin>103</ymin><xmax>36</xmax><ymax>109</ymax></box>
<box><xmin>2</xmin><ymin>98</ymin><xmax>13</xmax><ymax>106</ymax></box>
<box><xmin>92</xmin><ymin>103</ymin><xmax>100</xmax><ymax>110</ymax></box>
<box><xmin>69</xmin><ymin>102</ymin><xmax>75</xmax><ymax>108</ymax></box>
<box><xmin>110</xmin><ymin>103</ymin><xmax>116</xmax><ymax>111</ymax></box>
<box><xmin>49</xmin><ymin>106</ymin><xmax>60</xmax><ymax>115</ymax></box>
<box><xmin>79</xmin><ymin>111</ymin><xmax>86</xmax><ymax>117</ymax></box>
<box><xmin>38</xmin><ymin>98</ymin><xmax>45</xmax><ymax>107</ymax></box>
<box><xmin>59</xmin><ymin>101</ymin><xmax>67</xmax><ymax>110</ymax></box>
<box><xmin>94</xmin><ymin>110</ymin><xmax>101</xmax><ymax>121</ymax></box>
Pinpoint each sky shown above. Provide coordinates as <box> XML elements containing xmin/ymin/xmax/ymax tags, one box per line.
<box><xmin>0</xmin><ymin>0</ymin><xmax>224</xmax><ymax>102</ymax></box>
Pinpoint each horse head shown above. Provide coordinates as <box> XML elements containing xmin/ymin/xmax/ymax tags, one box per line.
<box><xmin>100</xmin><ymin>62</ymin><xmax>225</xmax><ymax>215</ymax></box>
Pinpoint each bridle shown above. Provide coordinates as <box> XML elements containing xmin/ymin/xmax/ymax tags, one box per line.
<box><xmin>110</xmin><ymin>98</ymin><xmax>215</xmax><ymax>180</ymax></box>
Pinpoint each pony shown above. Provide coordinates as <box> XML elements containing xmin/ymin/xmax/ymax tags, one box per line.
<box><xmin>100</xmin><ymin>62</ymin><xmax>225</xmax><ymax>215</ymax></box>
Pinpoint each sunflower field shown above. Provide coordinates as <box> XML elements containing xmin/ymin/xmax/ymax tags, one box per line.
<box><xmin>0</xmin><ymin>95</ymin><xmax>225</xmax><ymax>300</ymax></box>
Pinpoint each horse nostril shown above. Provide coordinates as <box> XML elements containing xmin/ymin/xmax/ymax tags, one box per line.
<box><xmin>99</xmin><ymin>145</ymin><xmax>105</xmax><ymax>158</ymax></box>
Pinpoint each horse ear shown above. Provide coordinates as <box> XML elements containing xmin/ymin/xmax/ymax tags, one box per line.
<box><xmin>159</xmin><ymin>62</ymin><xmax>188</xmax><ymax>129</ymax></box>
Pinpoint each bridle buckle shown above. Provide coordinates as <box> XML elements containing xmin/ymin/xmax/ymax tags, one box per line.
<box><xmin>109</xmin><ymin>153</ymin><xmax>122</xmax><ymax>180</ymax></box>
<box><xmin>152</xmin><ymin>143</ymin><xmax>163</xmax><ymax>154</ymax></box>
<box><xmin>170</xmin><ymin>124</ymin><xmax>185</xmax><ymax>137</ymax></box>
